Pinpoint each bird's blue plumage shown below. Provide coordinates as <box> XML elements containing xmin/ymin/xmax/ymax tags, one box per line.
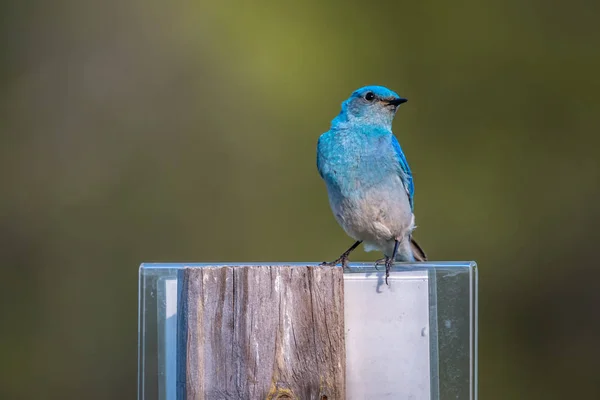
<box><xmin>317</xmin><ymin>85</ymin><xmax>423</xmax><ymax>267</ymax></box>
<box><xmin>391</xmin><ymin>134</ymin><xmax>414</xmax><ymax>210</ymax></box>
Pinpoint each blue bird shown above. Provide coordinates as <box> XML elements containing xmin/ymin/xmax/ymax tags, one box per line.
<box><xmin>317</xmin><ymin>85</ymin><xmax>427</xmax><ymax>284</ymax></box>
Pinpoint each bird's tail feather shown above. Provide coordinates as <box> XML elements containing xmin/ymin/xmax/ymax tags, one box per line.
<box><xmin>410</xmin><ymin>237</ymin><xmax>427</xmax><ymax>261</ymax></box>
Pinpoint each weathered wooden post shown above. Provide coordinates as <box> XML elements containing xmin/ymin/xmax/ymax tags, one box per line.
<box><xmin>176</xmin><ymin>265</ymin><xmax>345</xmax><ymax>400</ymax></box>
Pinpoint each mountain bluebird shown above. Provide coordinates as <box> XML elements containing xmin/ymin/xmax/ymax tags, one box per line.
<box><xmin>317</xmin><ymin>85</ymin><xmax>427</xmax><ymax>284</ymax></box>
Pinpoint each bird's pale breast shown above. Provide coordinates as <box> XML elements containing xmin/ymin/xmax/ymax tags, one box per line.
<box><xmin>318</xmin><ymin>131</ymin><xmax>414</xmax><ymax>253</ymax></box>
<box><xmin>327</xmin><ymin>174</ymin><xmax>413</xmax><ymax>249</ymax></box>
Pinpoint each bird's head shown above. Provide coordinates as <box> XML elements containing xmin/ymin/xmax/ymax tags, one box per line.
<box><xmin>335</xmin><ymin>85</ymin><xmax>407</xmax><ymax>128</ymax></box>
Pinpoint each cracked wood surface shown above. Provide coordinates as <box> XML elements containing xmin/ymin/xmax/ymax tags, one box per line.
<box><xmin>177</xmin><ymin>265</ymin><xmax>345</xmax><ymax>400</ymax></box>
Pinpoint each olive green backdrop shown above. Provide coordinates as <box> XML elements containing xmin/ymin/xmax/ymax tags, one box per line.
<box><xmin>1</xmin><ymin>0</ymin><xmax>599</xmax><ymax>398</ymax></box>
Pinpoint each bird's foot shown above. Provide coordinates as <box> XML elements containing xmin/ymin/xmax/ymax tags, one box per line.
<box><xmin>320</xmin><ymin>258</ymin><xmax>339</xmax><ymax>267</ymax></box>
<box><xmin>320</xmin><ymin>254</ymin><xmax>350</xmax><ymax>270</ymax></box>
<box><xmin>384</xmin><ymin>256</ymin><xmax>394</xmax><ymax>286</ymax></box>
<box><xmin>320</xmin><ymin>240</ymin><xmax>361</xmax><ymax>271</ymax></box>
<box><xmin>374</xmin><ymin>257</ymin><xmax>386</xmax><ymax>271</ymax></box>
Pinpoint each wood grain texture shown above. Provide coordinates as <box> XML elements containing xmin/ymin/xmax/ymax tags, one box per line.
<box><xmin>176</xmin><ymin>265</ymin><xmax>345</xmax><ymax>400</ymax></box>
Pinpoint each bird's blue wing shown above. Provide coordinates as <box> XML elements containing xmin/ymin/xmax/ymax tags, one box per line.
<box><xmin>316</xmin><ymin>135</ymin><xmax>326</xmax><ymax>179</ymax></box>
<box><xmin>391</xmin><ymin>135</ymin><xmax>415</xmax><ymax>210</ymax></box>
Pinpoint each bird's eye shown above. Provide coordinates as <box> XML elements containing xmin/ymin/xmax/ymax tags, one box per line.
<box><xmin>364</xmin><ymin>92</ymin><xmax>375</xmax><ymax>101</ymax></box>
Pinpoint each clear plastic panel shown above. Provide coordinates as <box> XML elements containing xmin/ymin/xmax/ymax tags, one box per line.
<box><xmin>138</xmin><ymin>262</ymin><xmax>477</xmax><ymax>400</ymax></box>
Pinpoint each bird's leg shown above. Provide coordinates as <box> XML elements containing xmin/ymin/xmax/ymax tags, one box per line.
<box><xmin>385</xmin><ymin>239</ymin><xmax>401</xmax><ymax>285</ymax></box>
<box><xmin>321</xmin><ymin>240</ymin><xmax>362</xmax><ymax>270</ymax></box>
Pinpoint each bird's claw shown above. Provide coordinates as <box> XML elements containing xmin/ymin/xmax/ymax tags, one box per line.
<box><xmin>321</xmin><ymin>255</ymin><xmax>351</xmax><ymax>270</ymax></box>
<box><xmin>384</xmin><ymin>256</ymin><xmax>394</xmax><ymax>286</ymax></box>
<box><xmin>374</xmin><ymin>257</ymin><xmax>386</xmax><ymax>271</ymax></box>
<box><xmin>321</xmin><ymin>240</ymin><xmax>361</xmax><ymax>271</ymax></box>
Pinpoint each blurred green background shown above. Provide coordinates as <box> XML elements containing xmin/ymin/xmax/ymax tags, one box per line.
<box><xmin>1</xmin><ymin>0</ymin><xmax>599</xmax><ymax>398</ymax></box>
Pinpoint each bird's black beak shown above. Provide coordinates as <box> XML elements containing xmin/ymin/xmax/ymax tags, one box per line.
<box><xmin>386</xmin><ymin>97</ymin><xmax>408</xmax><ymax>106</ymax></box>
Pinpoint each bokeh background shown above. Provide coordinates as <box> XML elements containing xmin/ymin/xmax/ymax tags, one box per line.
<box><xmin>2</xmin><ymin>0</ymin><xmax>599</xmax><ymax>398</ymax></box>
